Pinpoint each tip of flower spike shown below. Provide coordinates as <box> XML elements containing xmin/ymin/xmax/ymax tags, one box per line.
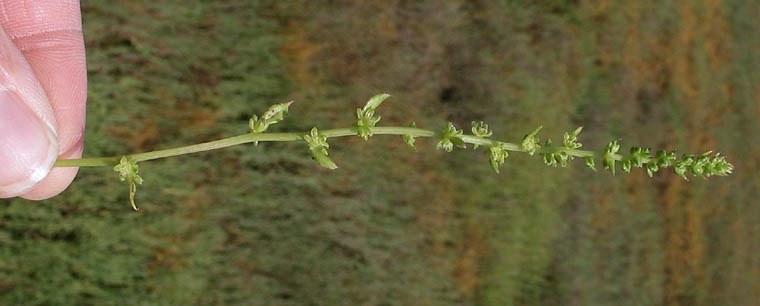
<box><xmin>665</xmin><ymin>151</ymin><xmax>735</xmax><ymax>181</ymax></box>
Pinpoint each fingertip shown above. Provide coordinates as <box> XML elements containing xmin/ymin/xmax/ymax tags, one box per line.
<box><xmin>19</xmin><ymin>142</ymin><xmax>82</xmax><ymax>200</ymax></box>
<box><xmin>19</xmin><ymin>166</ymin><xmax>80</xmax><ymax>200</ymax></box>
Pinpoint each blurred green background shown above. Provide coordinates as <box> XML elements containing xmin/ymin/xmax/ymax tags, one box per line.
<box><xmin>1</xmin><ymin>0</ymin><xmax>759</xmax><ymax>305</ymax></box>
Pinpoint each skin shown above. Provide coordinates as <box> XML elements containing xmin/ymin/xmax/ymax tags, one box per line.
<box><xmin>0</xmin><ymin>0</ymin><xmax>86</xmax><ymax>200</ymax></box>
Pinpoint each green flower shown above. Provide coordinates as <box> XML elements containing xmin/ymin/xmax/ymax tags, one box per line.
<box><xmin>304</xmin><ymin>127</ymin><xmax>337</xmax><ymax>169</ymax></box>
<box><xmin>629</xmin><ymin>147</ymin><xmax>650</xmax><ymax>168</ymax></box>
<box><xmin>621</xmin><ymin>158</ymin><xmax>632</xmax><ymax>173</ymax></box>
<box><xmin>521</xmin><ymin>126</ymin><xmax>543</xmax><ymax>156</ymax></box>
<box><xmin>654</xmin><ymin>150</ymin><xmax>677</xmax><ymax>168</ymax></box>
<box><xmin>489</xmin><ymin>142</ymin><xmax>509</xmax><ymax>173</ymax></box>
<box><xmin>436</xmin><ymin>122</ymin><xmax>466</xmax><ymax>152</ymax></box>
<box><xmin>674</xmin><ymin>154</ymin><xmax>695</xmax><ymax>180</ymax></box>
<box><xmin>602</xmin><ymin>140</ymin><xmax>621</xmax><ymax>174</ymax></box>
<box><xmin>563</xmin><ymin>126</ymin><xmax>583</xmax><ymax>149</ymax></box>
<box><xmin>355</xmin><ymin>93</ymin><xmax>391</xmax><ymax>140</ymax></box>
<box><xmin>705</xmin><ymin>153</ymin><xmax>733</xmax><ymax>177</ymax></box>
<box><xmin>542</xmin><ymin>139</ymin><xmax>558</xmax><ymax>167</ymax></box>
<box><xmin>645</xmin><ymin>161</ymin><xmax>659</xmax><ymax>177</ymax></box>
<box><xmin>542</xmin><ymin>137</ymin><xmax>573</xmax><ymax>168</ymax></box>
<box><xmin>471</xmin><ymin>121</ymin><xmax>493</xmax><ymax>149</ymax></box>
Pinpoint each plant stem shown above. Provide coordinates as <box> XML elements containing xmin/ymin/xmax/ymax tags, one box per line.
<box><xmin>53</xmin><ymin>126</ymin><xmax>622</xmax><ymax>168</ymax></box>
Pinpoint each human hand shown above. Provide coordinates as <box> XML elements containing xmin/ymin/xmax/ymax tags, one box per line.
<box><xmin>0</xmin><ymin>1</ymin><xmax>86</xmax><ymax>199</ymax></box>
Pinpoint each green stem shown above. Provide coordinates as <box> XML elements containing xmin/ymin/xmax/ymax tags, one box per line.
<box><xmin>54</xmin><ymin>126</ymin><xmax>620</xmax><ymax>168</ymax></box>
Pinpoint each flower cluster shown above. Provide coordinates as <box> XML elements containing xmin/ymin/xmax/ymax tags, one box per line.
<box><xmin>249</xmin><ymin>101</ymin><xmax>294</xmax><ymax>145</ymax></box>
<box><xmin>521</xmin><ymin>126</ymin><xmax>543</xmax><ymax>156</ymax></box>
<box><xmin>602</xmin><ymin>140</ymin><xmax>621</xmax><ymax>174</ymax></box>
<box><xmin>488</xmin><ymin>142</ymin><xmax>510</xmax><ymax>173</ymax></box>
<box><xmin>619</xmin><ymin>147</ymin><xmax>646</xmax><ymax>173</ymax></box>
<box><xmin>113</xmin><ymin>156</ymin><xmax>144</xmax><ymax>211</ymax></box>
<box><xmin>599</xmin><ymin>143</ymin><xmax>732</xmax><ymax>180</ymax></box>
<box><xmin>540</xmin><ymin>127</ymin><xmax>583</xmax><ymax>168</ymax></box>
<box><xmin>355</xmin><ymin>93</ymin><xmax>391</xmax><ymax>141</ymax></box>
<box><xmin>471</xmin><ymin>121</ymin><xmax>493</xmax><ymax>149</ymax></box>
<box><xmin>672</xmin><ymin>151</ymin><xmax>733</xmax><ymax>180</ymax></box>
<box><xmin>646</xmin><ymin>150</ymin><xmax>677</xmax><ymax>177</ymax></box>
<box><xmin>563</xmin><ymin>127</ymin><xmax>583</xmax><ymax>149</ymax></box>
<box><xmin>436</xmin><ymin>122</ymin><xmax>466</xmax><ymax>152</ymax></box>
<box><xmin>303</xmin><ymin>127</ymin><xmax>337</xmax><ymax>169</ymax></box>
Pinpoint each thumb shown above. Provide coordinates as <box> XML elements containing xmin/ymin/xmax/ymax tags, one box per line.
<box><xmin>0</xmin><ymin>26</ymin><xmax>59</xmax><ymax>198</ymax></box>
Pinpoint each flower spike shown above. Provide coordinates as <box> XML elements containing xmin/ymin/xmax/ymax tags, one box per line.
<box><xmin>64</xmin><ymin>92</ymin><xmax>734</xmax><ymax>210</ymax></box>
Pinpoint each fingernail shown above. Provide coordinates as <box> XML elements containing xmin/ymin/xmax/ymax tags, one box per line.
<box><xmin>0</xmin><ymin>89</ymin><xmax>58</xmax><ymax>197</ymax></box>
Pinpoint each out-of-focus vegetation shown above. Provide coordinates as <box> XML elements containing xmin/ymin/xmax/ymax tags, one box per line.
<box><xmin>1</xmin><ymin>0</ymin><xmax>758</xmax><ymax>305</ymax></box>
